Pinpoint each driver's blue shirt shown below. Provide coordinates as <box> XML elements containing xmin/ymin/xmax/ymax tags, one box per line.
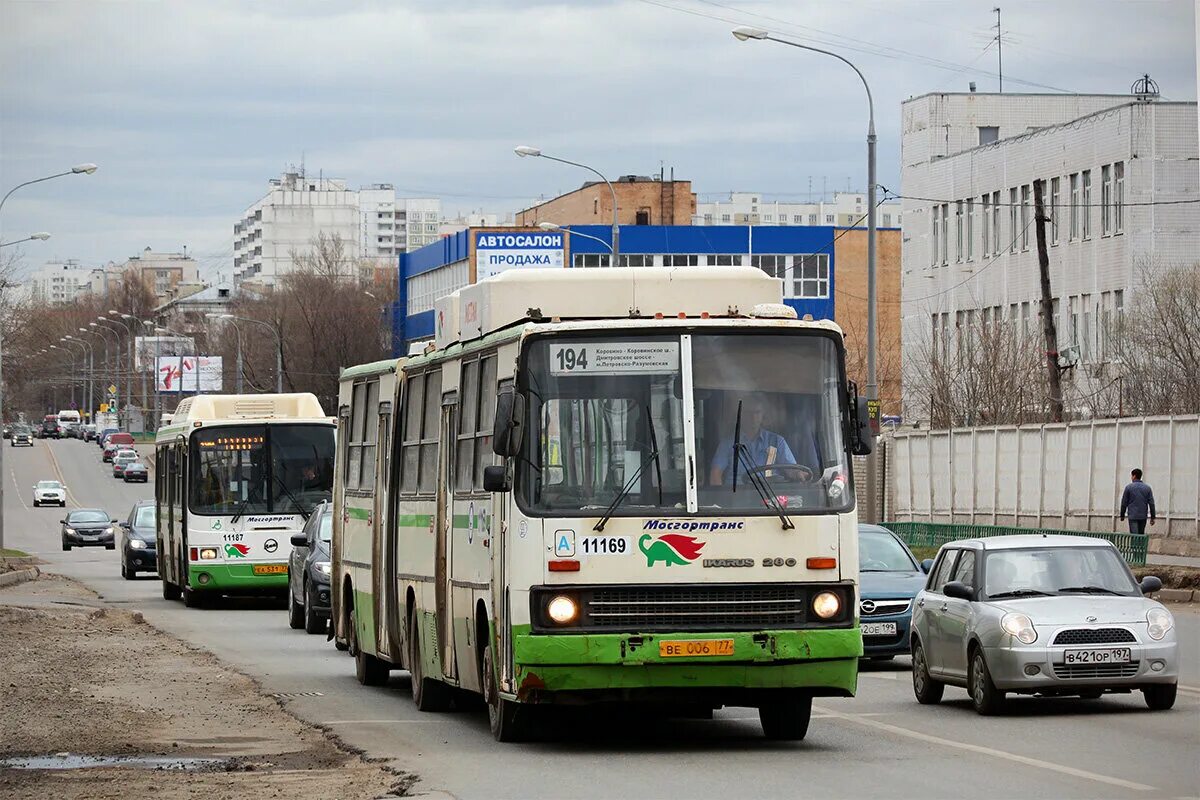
<box><xmin>710</xmin><ymin>429</ymin><xmax>799</xmax><ymax>484</ymax></box>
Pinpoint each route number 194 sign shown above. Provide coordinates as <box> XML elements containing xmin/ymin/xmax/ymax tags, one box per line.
<box><xmin>548</xmin><ymin>342</ymin><xmax>680</xmax><ymax>376</ymax></box>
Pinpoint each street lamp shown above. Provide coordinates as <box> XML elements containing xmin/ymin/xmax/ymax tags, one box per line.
<box><xmin>515</xmin><ymin>146</ymin><xmax>620</xmax><ymax>266</ymax></box>
<box><xmin>537</xmin><ymin>221</ymin><xmax>615</xmax><ymax>256</ymax></box>
<box><xmin>207</xmin><ymin>313</ymin><xmax>244</xmax><ymax>393</ymax></box>
<box><xmin>732</xmin><ymin>26</ymin><xmax>880</xmax><ymax>522</ymax></box>
<box><xmin>58</xmin><ymin>338</ymin><xmax>88</xmax><ymax>410</ymax></box>
<box><xmin>0</xmin><ymin>232</ymin><xmax>50</xmax><ymax>248</ymax></box>
<box><xmin>109</xmin><ymin>310</ymin><xmax>142</xmax><ymax>419</ymax></box>
<box><xmin>97</xmin><ymin>316</ymin><xmax>130</xmax><ymax>423</ymax></box>
<box><xmin>65</xmin><ymin>334</ymin><xmax>94</xmax><ymax>418</ymax></box>
<box><xmin>89</xmin><ymin>321</ymin><xmax>119</xmax><ymax>422</ymax></box>
<box><xmin>216</xmin><ymin>314</ymin><xmax>283</xmax><ymax>393</ymax></box>
<box><xmin>0</xmin><ymin>162</ymin><xmax>97</xmax><ymax>556</ymax></box>
<box><xmin>50</xmin><ymin>344</ymin><xmax>77</xmax><ymax>408</ymax></box>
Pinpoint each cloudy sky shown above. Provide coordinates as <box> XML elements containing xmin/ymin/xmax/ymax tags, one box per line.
<box><xmin>1</xmin><ymin>0</ymin><xmax>1195</xmax><ymax>280</ymax></box>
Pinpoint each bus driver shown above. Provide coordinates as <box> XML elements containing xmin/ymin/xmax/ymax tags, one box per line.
<box><xmin>709</xmin><ymin>396</ymin><xmax>819</xmax><ymax>485</ymax></box>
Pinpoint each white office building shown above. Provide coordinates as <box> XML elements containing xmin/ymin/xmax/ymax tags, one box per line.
<box><xmin>26</xmin><ymin>259</ymin><xmax>90</xmax><ymax>304</ymax></box>
<box><xmin>900</xmin><ymin>88</ymin><xmax>1199</xmax><ymax>419</ymax></box>
<box><xmin>693</xmin><ymin>191</ymin><xmax>903</xmax><ymax>229</ymax></box>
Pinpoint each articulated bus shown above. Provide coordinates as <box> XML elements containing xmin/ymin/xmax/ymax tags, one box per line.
<box><xmin>156</xmin><ymin>393</ymin><xmax>336</xmax><ymax>607</ymax></box>
<box><xmin>332</xmin><ymin>266</ymin><xmax>873</xmax><ymax>741</ymax></box>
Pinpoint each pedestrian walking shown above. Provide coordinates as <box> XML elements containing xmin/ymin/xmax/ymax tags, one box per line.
<box><xmin>1119</xmin><ymin>468</ymin><xmax>1156</xmax><ymax>536</ymax></box>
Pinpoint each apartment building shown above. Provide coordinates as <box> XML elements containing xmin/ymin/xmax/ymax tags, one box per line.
<box><xmin>693</xmin><ymin>191</ymin><xmax>903</xmax><ymax>229</ymax></box>
<box><xmin>26</xmin><ymin>259</ymin><xmax>91</xmax><ymax>304</ymax></box>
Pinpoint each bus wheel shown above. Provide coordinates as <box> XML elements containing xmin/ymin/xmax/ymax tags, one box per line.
<box><xmin>482</xmin><ymin>643</ymin><xmax>530</xmax><ymax>742</ymax></box>
<box><xmin>182</xmin><ymin>586</ymin><xmax>205</xmax><ymax>609</ymax></box>
<box><xmin>758</xmin><ymin>692</ymin><xmax>812</xmax><ymax>741</ymax></box>
<box><xmin>408</xmin><ymin>614</ymin><xmax>451</xmax><ymax>711</ymax></box>
<box><xmin>162</xmin><ymin>580</ymin><xmax>181</xmax><ymax>601</ymax></box>
<box><xmin>351</xmin><ymin>609</ymin><xmax>389</xmax><ymax>687</ymax></box>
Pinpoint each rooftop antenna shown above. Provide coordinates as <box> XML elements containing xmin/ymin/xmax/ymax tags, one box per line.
<box><xmin>992</xmin><ymin>7</ymin><xmax>1003</xmax><ymax>93</ymax></box>
<box><xmin>1131</xmin><ymin>73</ymin><xmax>1160</xmax><ymax>101</ymax></box>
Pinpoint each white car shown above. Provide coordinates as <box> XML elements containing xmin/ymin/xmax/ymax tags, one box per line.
<box><xmin>33</xmin><ymin>480</ymin><xmax>67</xmax><ymax>507</ymax></box>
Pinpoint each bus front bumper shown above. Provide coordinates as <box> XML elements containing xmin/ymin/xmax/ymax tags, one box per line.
<box><xmin>510</xmin><ymin>627</ymin><xmax>861</xmax><ymax>701</ymax></box>
<box><xmin>188</xmin><ymin>563</ymin><xmax>288</xmax><ymax>592</ymax></box>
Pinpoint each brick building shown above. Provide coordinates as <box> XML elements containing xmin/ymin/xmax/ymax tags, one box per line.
<box><xmin>516</xmin><ymin>175</ymin><xmax>696</xmax><ymax>228</ymax></box>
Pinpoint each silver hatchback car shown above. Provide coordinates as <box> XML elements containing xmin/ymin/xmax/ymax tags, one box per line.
<box><xmin>910</xmin><ymin>534</ymin><xmax>1178</xmax><ymax>715</ymax></box>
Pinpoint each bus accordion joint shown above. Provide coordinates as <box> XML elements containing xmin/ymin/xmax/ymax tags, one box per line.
<box><xmin>548</xmin><ymin>560</ymin><xmax>581</xmax><ymax>572</ymax></box>
<box><xmin>806</xmin><ymin>557</ymin><xmax>837</xmax><ymax>570</ymax></box>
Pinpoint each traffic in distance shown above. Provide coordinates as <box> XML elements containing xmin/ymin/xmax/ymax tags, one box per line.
<box><xmin>31</xmin><ymin>267</ymin><xmax>1181</xmax><ymax>745</ymax></box>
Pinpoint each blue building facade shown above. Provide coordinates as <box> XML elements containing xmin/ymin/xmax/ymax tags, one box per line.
<box><xmin>395</xmin><ymin>224</ymin><xmax>851</xmax><ymax>352</ymax></box>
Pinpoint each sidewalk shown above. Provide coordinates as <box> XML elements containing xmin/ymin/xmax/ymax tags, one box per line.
<box><xmin>1148</xmin><ymin>553</ymin><xmax>1200</xmax><ymax>568</ymax></box>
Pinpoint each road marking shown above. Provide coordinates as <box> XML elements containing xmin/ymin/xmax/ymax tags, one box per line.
<box><xmin>322</xmin><ymin>719</ymin><xmax>446</xmax><ymax>725</ymax></box>
<box><xmin>1177</xmin><ymin>684</ymin><xmax>1200</xmax><ymax>697</ymax></box>
<box><xmin>9</xmin><ymin>468</ymin><xmax>30</xmax><ymax>510</ymax></box>
<box><xmin>42</xmin><ymin>442</ymin><xmax>82</xmax><ymax>508</ymax></box>
<box><xmin>814</xmin><ymin>705</ymin><xmax>1157</xmax><ymax>793</ymax></box>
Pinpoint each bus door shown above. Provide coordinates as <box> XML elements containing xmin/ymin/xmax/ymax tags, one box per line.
<box><xmin>375</xmin><ymin>399</ymin><xmax>403</xmax><ymax>663</ymax></box>
<box><xmin>491</xmin><ymin>379</ymin><xmax>514</xmax><ymax>693</ymax></box>
<box><xmin>435</xmin><ymin>392</ymin><xmax>458</xmax><ymax>681</ymax></box>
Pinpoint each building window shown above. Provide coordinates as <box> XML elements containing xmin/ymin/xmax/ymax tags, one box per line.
<box><xmin>939</xmin><ymin>204</ymin><xmax>949</xmax><ymax>265</ymax></box>
<box><xmin>721</xmin><ymin>214</ymin><xmax>731</xmax><ymax>223</ymax></box>
<box><xmin>753</xmin><ymin>254</ymin><xmax>787</xmax><ymax>281</ymax></box>
<box><xmin>1114</xmin><ymin>161</ymin><xmax>1125</xmax><ymax>234</ymax></box>
<box><xmin>1008</xmin><ymin>188</ymin><xmax>1018</xmax><ymax>253</ymax></box>
<box><xmin>825</xmin><ymin>214</ymin><xmax>834</xmax><ymax>224</ymax></box>
<box><xmin>703</xmin><ymin>214</ymin><xmax>713</xmax><ymax>224</ymax></box>
<box><xmin>990</xmin><ymin>191</ymin><xmax>1001</xmax><ymax>255</ymax></box>
<box><xmin>794</xmin><ymin>254</ymin><xmax>830</xmax><ymax>298</ymax></box>
<box><xmin>619</xmin><ymin>254</ymin><xmax>654</xmax><ymax>267</ymax></box>
<box><xmin>808</xmin><ymin>214</ymin><xmax>818</xmax><ymax>224</ymax></box>
<box><xmin>663</xmin><ymin>254</ymin><xmax>699</xmax><ymax>267</ymax></box>
<box><xmin>883</xmin><ymin>213</ymin><xmax>891</xmax><ymax>227</ymax></box>
<box><xmin>793</xmin><ymin>214</ymin><xmax>802</xmax><ymax>223</ymax></box>
<box><xmin>711</xmin><ymin>255</ymin><xmax>743</xmax><ymax>266</ymax></box>
<box><xmin>965</xmin><ymin>199</ymin><xmax>974</xmax><ymax>261</ymax></box>
<box><xmin>980</xmin><ymin>195</ymin><xmax>990</xmax><ymax>256</ymax></box>
<box><xmin>978</xmin><ymin>126</ymin><xmax>999</xmax><ymax>145</ymax></box>
<box><xmin>572</xmin><ymin>254</ymin><xmax>611</xmax><ymax>268</ymax></box>
<box><xmin>1081</xmin><ymin>170</ymin><xmax>1092</xmax><ymax>239</ymax></box>
<box><xmin>1069</xmin><ymin>173</ymin><xmax>1080</xmax><ymax>240</ymax></box>
<box><xmin>1101</xmin><ymin>164</ymin><xmax>1112</xmax><ymax>236</ymax></box>
<box><xmin>954</xmin><ymin>201</ymin><xmax>964</xmax><ymax>262</ymax></box>
<box><xmin>1050</xmin><ymin>177</ymin><xmax>1061</xmax><ymax>245</ymax></box>
<box><xmin>1020</xmin><ymin>185</ymin><xmax>1031</xmax><ymax>251</ymax></box>
<box><xmin>763</xmin><ymin>214</ymin><xmax>773</xmax><ymax>222</ymax></box>
<box><xmin>931</xmin><ymin>205</ymin><xmax>941</xmax><ymax>267</ymax></box>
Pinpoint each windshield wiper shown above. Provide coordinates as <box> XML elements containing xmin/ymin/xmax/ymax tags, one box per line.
<box><xmin>593</xmin><ymin>405</ymin><xmax>661</xmax><ymax>533</ymax></box>
<box><xmin>272</xmin><ymin>473</ymin><xmax>312</xmax><ymax>521</ymax></box>
<box><xmin>230</xmin><ymin>482</ymin><xmax>265</xmax><ymax>524</ymax></box>
<box><xmin>987</xmin><ymin>589</ymin><xmax>1054</xmax><ymax>599</ymax></box>
<box><xmin>734</xmin><ymin>443</ymin><xmax>795</xmax><ymax>530</ymax></box>
<box><xmin>1057</xmin><ymin>585</ymin><xmax>1125</xmax><ymax>595</ymax></box>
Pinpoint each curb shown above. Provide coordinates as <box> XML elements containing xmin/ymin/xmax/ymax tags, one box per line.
<box><xmin>0</xmin><ymin>567</ymin><xmax>41</xmax><ymax>589</ymax></box>
<box><xmin>1152</xmin><ymin>588</ymin><xmax>1196</xmax><ymax>603</ymax></box>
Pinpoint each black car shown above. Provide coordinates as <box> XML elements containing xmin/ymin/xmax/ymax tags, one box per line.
<box><xmin>120</xmin><ymin>500</ymin><xmax>157</xmax><ymax>579</ymax></box>
<box><xmin>10</xmin><ymin>425</ymin><xmax>33</xmax><ymax>446</ymax></box>
<box><xmin>122</xmin><ymin>460</ymin><xmax>149</xmax><ymax>483</ymax></box>
<box><xmin>62</xmin><ymin>508</ymin><xmax>117</xmax><ymax>551</ymax></box>
<box><xmin>288</xmin><ymin>502</ymin><xmax>332</xmax><ymax>634</ymax></box>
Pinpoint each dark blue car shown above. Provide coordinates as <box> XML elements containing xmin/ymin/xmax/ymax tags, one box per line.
<box><xmin>858</xmin><ymin>524</ymin><xmax>929</xmax><ymax>659</ymax></box>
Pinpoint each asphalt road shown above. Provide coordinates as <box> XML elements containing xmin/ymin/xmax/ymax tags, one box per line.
<box><xmin>5</xmin><ymin>437</ymin><xmax>1200</xmax><ymax>800</ymax></box>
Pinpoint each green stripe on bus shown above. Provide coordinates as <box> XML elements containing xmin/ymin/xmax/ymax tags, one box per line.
<box><xmin>346</xmin><ymin>506</ymin><xmax>371</xmax><ymax>521</ymax></box>
<box><xmin>187</xmin><ymin>562</ymin><xmax>289</xmax><ymax>591</ymax></box>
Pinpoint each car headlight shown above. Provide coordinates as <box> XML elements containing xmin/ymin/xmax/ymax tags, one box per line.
<box><xmin>65</xmin><ymin>527</ymin><xmax>75</xmax><ymax>535</ymax></box>
<box><xmin>813</xmin><ymin>591</ymin><xmax>841</xmax><ymax>619</ymax></box>
<box><xmin>1001</xmin><ymin>612</ymin><xmax>1038</xmax><ymax>644</ymax></box>
<box><xmin>129</xmin><ymin>539</ymin><xmax>146</xmax><ymax>549</ymax></box>
<box><xmin>546</xmin><ymin>595</ymin><xmax>579</xmax><ymax>625</ymax></box>
<box><xmin>313</xmin><ymin>561</ymin><xmax>332</xmax><ymax>577</ymax></box>
<box><xmin>106</xmin><ymin>527</ymin><xmax>116</xmax><ymax>535</ymax></box>
<box><xmin>1147</xmin><ymin>607</ymin><xmax>1173</xmax><ymax>640</ymax></box>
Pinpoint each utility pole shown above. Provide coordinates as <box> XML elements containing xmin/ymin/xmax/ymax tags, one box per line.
<box><xmin>1034</xmin><ymin>179</ymin><xmax>1063</xmax><ymax>422</ymax></box>
<box><xmin>993</xmin><ymin>7</ymin><xmax>1003</xmax><ymax>93</ymax></box>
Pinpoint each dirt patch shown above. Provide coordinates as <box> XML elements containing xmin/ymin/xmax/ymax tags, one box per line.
<box><xmin>0</xmin><ymin>576</ymin><xmax>408</xmax><ymax>799</ymax></box>
<box><xmin>1133</xmin><ymin>565</ymin><xmax>1200</xmax><ymax>590</ymax></box>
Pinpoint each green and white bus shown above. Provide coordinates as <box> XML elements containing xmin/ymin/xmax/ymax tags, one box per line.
<box><xmin>156</xmin><ymin>393</ymin><xmax>336</xmax><ymax>607</ymax></box>
<box><xmin>332</xmin><ymin>266</ymin><xmax>873</xmax><ymax>741</ymax></box>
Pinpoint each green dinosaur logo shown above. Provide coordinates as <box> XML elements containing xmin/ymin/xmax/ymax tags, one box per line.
<box><xmin>639</xmin><ymin>533</ymin><xmax>705</xmax><ymax>567</ymax></box>
<box><xmin>224</xmin><ymin>543</ymin><xmax>249</xmax><ymax>558</ymax></box>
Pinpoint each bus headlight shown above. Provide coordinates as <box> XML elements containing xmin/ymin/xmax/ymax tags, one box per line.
<box><xmin>813</xmin><ymin>591</ymin><xmax>841</xmax><ymax>619</ymax></box>
<box><xmin>546</xmin><ymin>595</ymin><xmax>579</xmax><ymax>625</ymax></box>
<box><xmin>199</xmin><ymin>548</ymin><xmax>218</xmax><ymax>560</ymax></box>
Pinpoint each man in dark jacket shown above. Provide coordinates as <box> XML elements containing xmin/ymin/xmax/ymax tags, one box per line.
<box><xmin>1119</xmin><ymin>468</ymin><xmax>1156</xmax><ymax>535</ymax></box>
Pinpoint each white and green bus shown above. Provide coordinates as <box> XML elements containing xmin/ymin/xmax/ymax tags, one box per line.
<box><xmin>156</xmin><ymin>393</ymin><xmax>336</xmax><ymax>607</ymax></box>
<box><xmin>332</xmin><ymin>266</ymin><xmax>873</xmax><ymax>741</ymax></box>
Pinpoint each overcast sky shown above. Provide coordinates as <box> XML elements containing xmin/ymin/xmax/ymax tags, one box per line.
<box><xmin>1</xmin><ymin>0</ymin><xmax>1195</xmax><ymax>280</ymax></box>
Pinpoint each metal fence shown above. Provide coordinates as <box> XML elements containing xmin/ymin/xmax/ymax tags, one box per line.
<box><xmin>884</xmin><ymin>521</ymin><xmax>1149</xmax><ymax>566</ymax></box>
<box><xmin>888</xmin><ymin>415</ymin><xmax>1200</xmax><ymax>556</ymax></box>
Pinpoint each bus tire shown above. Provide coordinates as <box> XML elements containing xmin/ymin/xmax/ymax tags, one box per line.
<box><xmin>351</xmin><ymin>609</ymin><xmax>389</xmax><ymax>687</ymax></box>
<box><xmin>482</xmin><ymin>643</ymin><xmax>531</xmax><ymax>742</ymax></box>
<box><xmin>408</xmin><ymin>612</ymin><xmax>451</xmax><ymax>711</ymax></box>
<box><xmin>182</xmin><ymin>586</ymin><xmax>205</xmax><ymax>609</ymax></box>
<box><xmin>162</xmin><ymin>580</ymin><xmax>181</xmax><ymax>601</ymax></box>
<box><xmin>758</xmin><ymin>692</ymin><xmax>812</xmax><ymax>741</ymax></box>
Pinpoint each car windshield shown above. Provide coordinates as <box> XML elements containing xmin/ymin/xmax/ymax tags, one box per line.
<box><xmin>69</xmin><ymin>510</ymin><xmax>109</xmax><ymax>524</ymax></box>
<box><xmin>134</xmin><ymin>506</ymin><xmax>155</xmax><ymax>527</ymax></box>
<box><xmin>983</xmin><ymin>547</ymin><xmax>1139</xmax><ymax>597</ymax></box>
<box><xmin>189</xmin><ymin>424</ymin><xmax>335</xmax><ymax>516</ymax></box>
<box><xmin>519</xmin><ymin>331</ymin><xmax>850</xmax><ymax>516</ymax></box>
<box><xmin>36</xmin><ymin>481</ymin><xmax>61</xmax><ymax>489</ymax></box>
<box><xmin>859</xmin><ymin>529</ymin><xmax>919</xmax><ymax>571</ymax></box>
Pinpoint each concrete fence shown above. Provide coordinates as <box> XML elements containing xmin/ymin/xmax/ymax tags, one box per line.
<box><xmin>889</xmin><ymin>415</ymin><xmax>1200</xmax><ymax>557</ymax></box>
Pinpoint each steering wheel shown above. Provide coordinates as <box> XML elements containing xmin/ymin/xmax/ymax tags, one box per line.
<box><xmin>862</xmin><ymin>559</ymin><xmax>890</xmax><ymax>571</ymax></box>
<box><xmin>746</xmin><ymin>464</ymin><xmax>815</xmax><ymax>483</ymax></box>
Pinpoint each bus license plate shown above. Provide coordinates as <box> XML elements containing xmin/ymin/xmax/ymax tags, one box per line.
<box><xmin>252</xmin><ymin>564</ymin><xmax>288</xmax><ymax>575</ymax></box>
<box><xmin>1064</xmin><ymin>648</ymin><xmax>1132</xmax><ymax>664</ymax></box>
<box><xmin>659</xmin><ymin>639</ymin><xmax>735</xmax><ymax>658</ymax></box>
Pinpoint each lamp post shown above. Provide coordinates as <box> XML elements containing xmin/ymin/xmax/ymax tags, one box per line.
<box><xmin>217</xmin><ymin>315</ymin><xmax>282</xmax><ymax>393</ymax></box>
<box><xmin>50</xmin><ymin>344</ymin><xmax>77</xmax><ymax>408</ymax></box>
<box><xmin>208</xmin><ymin>313</ymin><xmax>243</xmax><ymax>393</ymax></box>
<box><xmin>0</xmin><ymin>162</ymin><xmax>97</xmax><ymax>556</ymax></box>
<box><xmin>109</xmin><ymin>310</ymin><xmax>141</xmax><ymax>427</ymax></box>
<box><xmin>58</xmin><ymin>338</ymin><xmax>88</xmax><ymax>410</ymax></box>
<box><xmin>89</xmin><ymin>322</ymin><xmax>119</xmax><ymax>423</ymax></box>
<box><xmin>732</xmin><ymin>27</ymin><xmax>880</xmax><ymax>522</ymax></box>
<box><xmin>537</xmin><ymin>222</ymin><xmax>615</xmax><ymax>255</ymax></box>
<box><xmin>65</xmin><ymin>335</ymin><xmax>93</xmax><ymax>419</ymax></box>
<box><xmin>79</xmin><ymin>327</ymin><xmax>106</xmax><ymax>419</ymax></box>
<box><xmin>0</xmin><ymin>232</ymin><xmax>50</xmax><ymax>248</ymax></box>
<box><xmin>516</xmin><ymin>146</ymin><xmax>620</xmax><ymax>267</ymax></box>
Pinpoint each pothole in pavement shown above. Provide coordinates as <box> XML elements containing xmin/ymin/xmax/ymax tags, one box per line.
<box><xmin>2</xmin><ymin>753</ymin><xmax>229</xmax><ymax>771</ymax></box>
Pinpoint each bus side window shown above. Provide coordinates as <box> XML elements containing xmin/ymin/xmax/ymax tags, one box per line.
<box><xmin>400</xmin><ymin>373</ymin><xmax>424</xmax><ymax>494</ymax></box>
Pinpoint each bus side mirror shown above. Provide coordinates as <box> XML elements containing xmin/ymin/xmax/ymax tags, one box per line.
<box><xmin>492</xmin><ymin>390</ymin><xmax>526</xmax><ymax>458</ymax></box>
<box><xmin>851</xmin><ymin>397</ymin><xmax>874</xmax><ymax>456</ymax></box>
<box><xmin>483</xmin><ymin>465</ymin><xmax>510</xmax><ymax>493</ymax></box>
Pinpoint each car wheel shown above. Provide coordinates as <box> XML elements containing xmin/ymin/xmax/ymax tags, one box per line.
<box><xmin>162</xmin><ymin>579</ymin><xmax>181</xmax><ymax>601</ymax></box>
<box><xmin>60</xmin><ymin>501</ymin><xmax>66</xmax><ymax>507</ymax></box>
<box><xmin>758</xmin><ymin>692</ymin><xmax>813</xmax><ymax>741</ymax></box>
<box><xmin>969</xmin><ymin>648</ymin><xmax>1006</xmax><ymax>715</ymax></box>
<box><xmin>304</xmin><ymin>585</ymin><xmax>323</xmax><ymax>635</ymax></box>
<box><xmin>482</xmin><ymin>641</ymin><xmax>532</xmax><ymax>741</ymax></box>
<box><xmin>350</xmin><ymin>609</ymin><xmax>389</xmax><ymax>686</ymax></box>
<box><xmin>288</xmin><ymin>588</ymin><xmax>304</xmax><ymax>630</ymax></box>
<box><xmin>105</xmin><ymin>543</ymin><xmax>115</xmax><ymax>550</ymax></box>
<box><xmin>1143</xmin><ymin>683</ymin><xmax>1177</xmax><ymax>711</ymax></box>
<box><xmin>62</xmin><ymin>541</ymin><xmax>71</xmax><ymax>551</ymax></box>
<box><xmin>32</xmin><ymin>500</ymin><xmax>38</xmax><ymax>507</ymax></box>
<box><xmin>408</xmin><ymin>611</ymin><xmax>452</xmax><ymax>709</ymax></box>
<box><xmin>911</xmin><ymin>641</ymin><xmax>945</xmax><ymax>704</ymax></box>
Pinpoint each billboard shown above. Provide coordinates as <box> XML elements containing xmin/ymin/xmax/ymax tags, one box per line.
<box><xmin>474</xmin><ymin>231</ymin><xmax>564</xmax><ymax>280</ymax></box>
<box><xmin>135</xmin><ymin>335</ymin><xmax>194</xmax><ymax>369</ymax></box>
<box><xmin>156</xmin><ymin>355</ymin><xmax>223</xmax><ymax>392</ymax></box>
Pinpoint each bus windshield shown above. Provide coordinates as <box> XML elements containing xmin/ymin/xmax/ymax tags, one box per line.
<box><xmin>189</xmin><ymin>424</ymin><xmax>335</xmax><ymax>516</ymax></box>
<box><xmin>519</xmin><ymin>331</ymin><xmax>851</xmax><ymax>516</ymax></box>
